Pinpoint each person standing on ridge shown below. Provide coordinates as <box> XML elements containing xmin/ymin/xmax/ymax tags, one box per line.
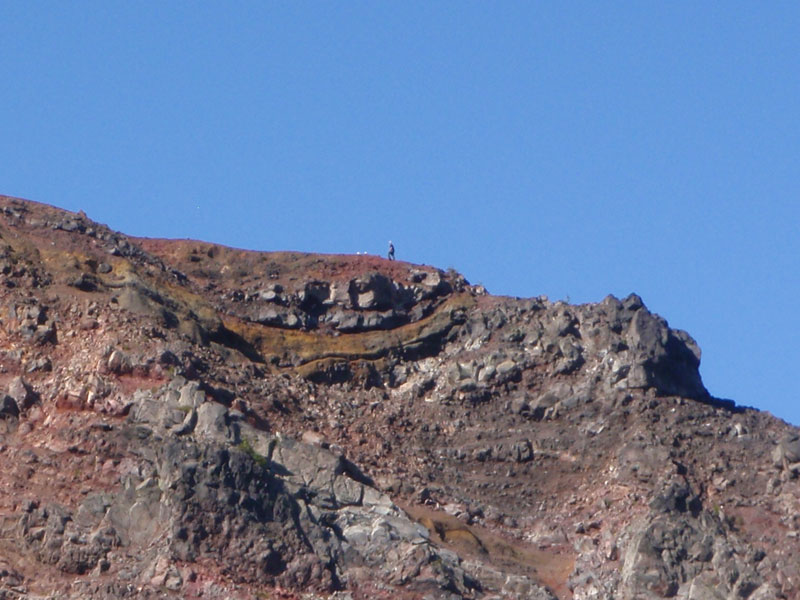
<box><xmin>388</xmin><ymin>241</ymin><xmax>395</xmax><ymax>261</ymax></box>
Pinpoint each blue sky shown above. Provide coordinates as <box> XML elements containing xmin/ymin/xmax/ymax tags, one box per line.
<box><xmin>1</xmin><ymin>4</ymin><xmax>798</xmax><ymax>424</ymax></box>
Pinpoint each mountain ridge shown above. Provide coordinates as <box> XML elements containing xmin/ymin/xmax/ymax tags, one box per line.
<box><xmin>0</xmin><ymin>194</ymin><xmax>796</xmax><ymax>599</ymax></box>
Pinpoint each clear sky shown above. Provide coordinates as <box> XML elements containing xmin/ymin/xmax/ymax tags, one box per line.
<box><xmin>1</xmin><ymin>4</ymin><xmax>798</xmax><ymax>424</ymax></box>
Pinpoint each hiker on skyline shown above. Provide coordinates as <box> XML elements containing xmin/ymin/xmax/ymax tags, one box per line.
<box><xmin>388</xmin><ymin>241</ymin><xmax>395</xmax><ymax>261</ymax></box>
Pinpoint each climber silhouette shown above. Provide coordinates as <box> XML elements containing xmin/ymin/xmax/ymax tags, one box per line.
<box><xmin>388</xmin><ymin>241</ymin><xmax>395</xmax><ymax>261</ymax></box>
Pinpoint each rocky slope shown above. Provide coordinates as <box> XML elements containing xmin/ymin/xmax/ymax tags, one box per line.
<box><xmin>0</xmin><ymin>195</ymin><xmax>797</xmax><ymax>599</ymax></box>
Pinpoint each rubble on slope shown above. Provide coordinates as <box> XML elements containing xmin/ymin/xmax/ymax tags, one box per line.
<box><xmin>0</xmin><ymin>195</ymin><xmax>798</xmax><ymax>600</ymax></box>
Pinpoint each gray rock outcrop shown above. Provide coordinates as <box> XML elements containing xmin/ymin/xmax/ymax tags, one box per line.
<box><xmin>63</xmin><ymin>379</ymin><xmax>478</xmax><ymax>597</ymax></box>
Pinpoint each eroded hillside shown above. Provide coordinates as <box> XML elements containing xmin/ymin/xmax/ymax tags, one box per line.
<box><xmin>0</xmin><ymin>195</ymin><xmax>797</xmax><ymax>600</ymax></box>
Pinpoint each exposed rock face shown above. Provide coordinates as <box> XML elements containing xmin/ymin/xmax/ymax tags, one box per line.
<box><xmin>0</xmin><ymin>194</ymin><xmax>797</xmax><ymax>599</ymax></box>
<box><xmin>107</xmin><ymin>379</ymin><xmax>477</xmax><ymax>598</ymax></box>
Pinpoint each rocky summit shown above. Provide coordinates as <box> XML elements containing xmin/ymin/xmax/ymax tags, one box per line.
<box><xmin>0</xmin><ymin>195</ymin><xmax>797</xmax><ymax>600</ymax></box>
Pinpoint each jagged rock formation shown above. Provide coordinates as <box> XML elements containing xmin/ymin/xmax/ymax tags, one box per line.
<box><xmin>0</xmin><ymin>195</ymin><xmax>797</xmax><ymax>599</ymax></box>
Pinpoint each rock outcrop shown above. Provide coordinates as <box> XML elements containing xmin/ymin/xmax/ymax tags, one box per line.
<box><xmin>0</xmin><ymin>194</ymin><xmax>797</xmax><ymax>599</ymax></box>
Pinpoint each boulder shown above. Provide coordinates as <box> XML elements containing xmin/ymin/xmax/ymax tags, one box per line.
<box><xmin>772</xmin><ymin>435</ymin><xmax>800</xmax><ymax>469</ymax></box>
<box><xmin>256</xmin><ymin>307</ymin><xmax>303</xmax><ymax>329</ymax></box>
<box><xmin>194</xmin><ymin>401</ymin><xmax>234</xmax><ymax>444</ymax></box>
<box><xmin>178</xmin><ymin>381</ymin><xmax>205</xmax><ymax>408</ymax></box>
<box><xmin>511</xmin><ymin>439</ymin><xmax>534</xmax><ymax>462</ymax></box>
<box><xmin>7</xmin><ymin>376</ymin><xmax>36</xmax><ymax>410</ymax></box>
<box><xmin>107</xmin><ymin>350</ymin><xmax>132</xmax><ymax>375</ymax></box>
<box><xmin>350</xmin><ymin>273</ymin><xmax>395</xmax><ymax>310</ymax></box>
<box><xmin>68</xmin><ymin>272</ymin><xmax>100</xmax><ymax>291</ymax></box>
<box><xmin>0</xmin><ymin>395</ymin><xmax>19</xmax><ymax>419</ymax></box>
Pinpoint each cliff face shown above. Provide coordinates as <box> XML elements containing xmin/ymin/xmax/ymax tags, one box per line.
<box><xmin>0</xmin><ymin>195</ymin><xmax>797</xmax><ymax>600</ymax></box>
